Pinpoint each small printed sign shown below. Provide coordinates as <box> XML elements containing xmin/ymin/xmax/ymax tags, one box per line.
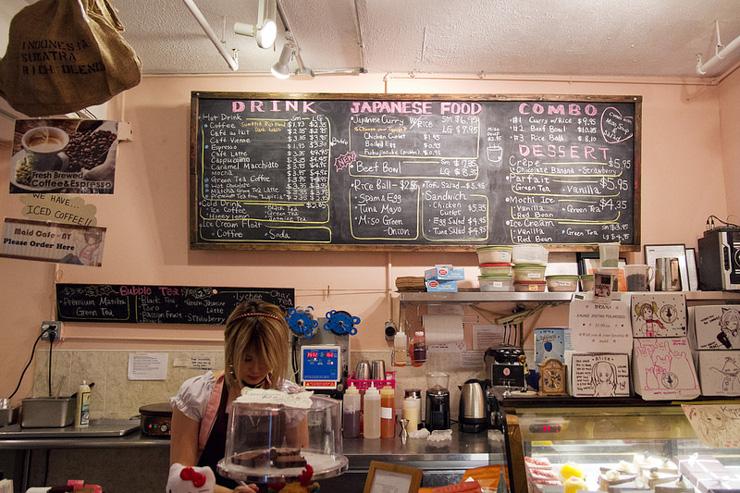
<box><xmin>10</xmin><ymin>119</ymin><xmax>118</xmax><ymax>194</ymax></box>
<box><xmin>20</xmin><ymin>194</ymin><xmax>98</xmax><ymax>226</ymax></box>
<box><xmin>568</xmin><ymin>299</ymin><xmax>632</xmax><ymax>354</ymax></box>
<box><xmin>1</xmin><ymin>218</ymin><xmax>106</xmax><ymax>266</ymax></box>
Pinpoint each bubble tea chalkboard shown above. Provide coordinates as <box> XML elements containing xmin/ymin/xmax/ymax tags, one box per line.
<box><xmin>190</xmin><ymin>93</ymin><xmax>641</xmax><ymax>251</ymax></box>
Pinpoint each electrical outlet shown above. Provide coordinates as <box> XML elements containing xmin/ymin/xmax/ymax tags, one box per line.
<box><xmin>40</xmin><ymin>321</ymin><xmax>63</xmax><ymax>341</ymax></box>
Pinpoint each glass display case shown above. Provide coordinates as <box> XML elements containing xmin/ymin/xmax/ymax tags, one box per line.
<box><xmin>503</xmin><ymin>400</ymin><xmax>740</xmax><ymax>493</ymax></box>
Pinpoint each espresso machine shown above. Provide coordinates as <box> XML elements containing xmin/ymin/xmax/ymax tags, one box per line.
<box><xmin>425</xmin><ymin>372</ymin><xmax>450</xmax><ymax>431</ymax></box>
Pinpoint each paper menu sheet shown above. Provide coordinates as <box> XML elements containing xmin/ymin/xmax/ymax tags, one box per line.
<box><xmin>682</xmin><ymin>404</ymin><xmax>740</xmax><ymax>448</ymax></box>
<box><xmin>568</xmin><ymin>299</ymin><xmax>632</xmax><ymax>353</ymax></box>
<box><xmin>128</xmin><ymin>352</ymin><xmax>168</xmax><ymax>380</ymax></box>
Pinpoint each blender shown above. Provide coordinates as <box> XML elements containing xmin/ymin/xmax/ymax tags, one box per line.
<box><xmin>425</xmin><ymin>372</ymin><xmax>450</xmax><ymax>431</ymax></box>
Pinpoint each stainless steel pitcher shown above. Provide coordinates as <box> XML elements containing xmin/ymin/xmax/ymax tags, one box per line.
<box><xmin>654</xmin><ymin>257</ymin><xmax>682</xmax><ymax>291</ymax></box>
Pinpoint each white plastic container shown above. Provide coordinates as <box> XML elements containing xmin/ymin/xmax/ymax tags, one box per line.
<box><xmin>513</xmin><ymin>264</ymin><xmax>546</xmax><ymax>282</ymax></box>
<box><xmin>512</xmin><ymin>244</ymin><xmax>548</xmax><ymax>266</ymax></box>
<box><xmin>479</xmin><ymin>263</ymin><xmax>513</xmax><ymax>276</ymax></box>
<box><xmin>363</xmin><ymin>385</ymin><xmax>381</xmax><ymax>439</ymax></box>
<box><xmin>477</xmin><ymin>246</ymin><xmax>513</xmax><ymax>264</ymax></box>
<box><xmin>580</xmin><ymin>274</ymin><xmax>594</xmax><ymax>291</ymax></box>
<box><xmin>514</xmin><ymin>281</ymin><xmax>546</xmax><ymax>292</ymax></box>
<box><xmin>478</xmin><ymin>275</ymin><xmax>514</xmax><ymax>292</ymax></box>
<box><xmin>402</xmin><ymin>397</ymin><xmax>421</xmax><ymax>433</ymax></box>
<box><xmin>545</xmin><ymin>275</ymin><xmax>579</xmax><ymax>292</ymax></box>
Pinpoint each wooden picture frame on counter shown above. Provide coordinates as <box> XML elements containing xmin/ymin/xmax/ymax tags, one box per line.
<box><xmin>363</xmin><ymin>461</ymin><xmax>423</xmax><ymax>493</ymax></box>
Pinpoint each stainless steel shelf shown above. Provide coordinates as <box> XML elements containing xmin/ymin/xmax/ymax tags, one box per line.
<box><xmin>398</xmin><ymin>291</ymin><xmax>740</xmax><ymax>303</ymax></box>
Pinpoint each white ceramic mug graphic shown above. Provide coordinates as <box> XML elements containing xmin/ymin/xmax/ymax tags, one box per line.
<box><xmin>21</xmin><ymin>126</ymin><xmax>69</xmax><ymax>171</ymax></box>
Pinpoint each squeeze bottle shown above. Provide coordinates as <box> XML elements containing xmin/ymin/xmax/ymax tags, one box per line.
<box><xmin>75</xmin><ymin>380</ymin><xmax>91</xmax><ymax>428</ymax></box>
<box><xmin>363</xmin><ymin>384</ymin><xmax>381</xmax><ymax>439</ymax></box>
<box><xmin>380</xmin><ymin>385</ymin><xmax>395</xmax><ymax>438</ymax></box>
<box><xmin>342</xmin><ymin>384</ymin><xmax>362</xmax><ymax>438</ymax></box>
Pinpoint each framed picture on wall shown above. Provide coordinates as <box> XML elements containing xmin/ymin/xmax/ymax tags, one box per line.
<box><xmin>686</xmin><ymin>247</ymin><xmax>699</xmax><ymax>291</ymax></box>
<box><xmin>577</xmin><ymin>253</ymin><xmax>628</xmax><ymax>291</ymax></box>
<box><xmin>643</xmin><ymin>243</ymin><xmax>689</xmax><ymax>291</ymax></box>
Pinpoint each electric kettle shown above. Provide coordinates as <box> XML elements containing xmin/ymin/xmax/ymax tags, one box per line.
<box><xmin>458</xmin><ymin>379</ymin><xmax>486</xmax><ymax>433</ymax></box>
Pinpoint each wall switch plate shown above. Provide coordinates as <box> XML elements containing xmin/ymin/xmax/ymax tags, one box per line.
<box><xmin>40</xmin><ymin>321</ymin><xmax>63</xmax><ymax>341</ymax></box>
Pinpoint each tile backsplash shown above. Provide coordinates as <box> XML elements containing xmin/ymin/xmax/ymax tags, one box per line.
<box><xmin>32</xmin><ymin>349</ymin><xmax>486</xmax><ymax>420</ymax></box>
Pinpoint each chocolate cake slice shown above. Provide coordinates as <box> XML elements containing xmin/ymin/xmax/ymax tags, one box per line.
<box><xmin>232</xmin><ymin>450</ymin><xmax>271</xmax><ymax>467</ymax></box>
<box><xmin>273</xmin><ymin>455</ymin><xmax>307</xmax><ymax>469</ymax></box>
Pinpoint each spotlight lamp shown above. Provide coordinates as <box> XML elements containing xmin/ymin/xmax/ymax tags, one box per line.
<box><xmin>271</xmin><ymin>43</ymin><xmax>295</xmax><ymax>79</ymax></box>
<box><xmin>234</xmin><ymin>0</ymin><xmax>277</xmax><ymax>49</ymax></box>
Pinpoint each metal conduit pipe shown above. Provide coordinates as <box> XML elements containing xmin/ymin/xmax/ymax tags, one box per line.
<box><xmin>182</xmin><ymin>0</ymin><xmax>239</xmax><ymax>71</ymax></box>
<box><xmin>696</xmin><ymin>34</ymin><xmax>740</xmax><ymax>76</ymax></box>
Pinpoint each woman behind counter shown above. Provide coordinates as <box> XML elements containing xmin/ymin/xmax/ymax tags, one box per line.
<box><xmin>170</xmin><ymin>300</ymin><xmax>302</xmax><ymax>493</ymax></box>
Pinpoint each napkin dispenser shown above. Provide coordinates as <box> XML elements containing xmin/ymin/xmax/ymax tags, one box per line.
<box><xmin>21</xmin><ymin>397</ymin><xmax>75</xmax><ymax>428</ymax></box>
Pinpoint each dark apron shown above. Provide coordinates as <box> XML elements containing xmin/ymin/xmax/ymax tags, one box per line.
<box><xmin>197</xmin><ymin>383</ymin><xmax>238</xmax><ymax>490</ymax></box>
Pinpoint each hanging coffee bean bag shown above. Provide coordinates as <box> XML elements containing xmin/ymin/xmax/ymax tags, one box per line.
<box><xmin>0</xmin><ymin>0</ymin><xmax>141</xmax><ymax>117</ymax></box>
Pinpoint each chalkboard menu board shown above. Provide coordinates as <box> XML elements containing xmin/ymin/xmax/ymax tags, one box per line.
<box><xmin>190</xmin><ymin>93</ymin><xmax>641</xmax><ymax>251</ymax></box>
<box><xmin>56</xmin><ymin>283</ymin><xmax>295</xmax><ymax>324</ymax></box>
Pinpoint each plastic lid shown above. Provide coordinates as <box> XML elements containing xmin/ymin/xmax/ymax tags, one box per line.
<box><xmin>479</xmin><ymin>262</ymin><xmax>513</xmax><ymax>267</ymax></box>
<box><xmin>513</xmin><ymin>263</ymin><xmax>546</xmax><ymax>268</ymax></box>
<box><xmin>477</xmin><ymin>245</ymin><xmax>512</xmax><ymax>250</ymax></box>
<box><xmin>546</xmin><ymin>275</ymin><xmax>579</xmax><ymax>279</ymax></box>
<box><xmin>514</xmin><ymin>280</ymin><xmax>547</xmax><ymax>285</ymax></box>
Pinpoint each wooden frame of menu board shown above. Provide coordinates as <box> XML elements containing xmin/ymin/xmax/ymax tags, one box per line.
<box><xmin>190</xmin><ymin>92</ymin><xmax>641</xmax><ymax>252</ymax></box>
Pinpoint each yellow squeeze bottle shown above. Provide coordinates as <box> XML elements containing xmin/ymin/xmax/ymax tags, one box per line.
<box><xmin>75</xmin><ymin>380</ymin><xmax>91</xmax><ymax>428</ymax></box>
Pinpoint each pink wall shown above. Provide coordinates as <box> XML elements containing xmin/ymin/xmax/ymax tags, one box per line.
<box><xmin>719</xmin><ymin>67</ymin><xmax>740</xmax><ymax>220</ymax></box>
<box><xmin>0</xmin><ymin>73</ymin><xmax>732</xmax><ymax>403</ymax></box>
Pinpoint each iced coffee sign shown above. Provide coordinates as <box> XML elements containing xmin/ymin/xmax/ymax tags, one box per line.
<box><xmin>9</xmin><ymin>119</ymin><xmax>118</xmax><ymax>194</ymax></box>
<box><xmin>1</xmin><ymin>218</ymin><xmax>106</xmax><ymax>266</ymax></box>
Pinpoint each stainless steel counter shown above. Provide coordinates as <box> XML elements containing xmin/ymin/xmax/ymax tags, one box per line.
<box><xmin>0</xmin><ymin>425</ymin><xmax>505</xmax><ymax>492</ymax></box>
<box><xmin>0</xmin><ymin>421</ymin><xmax>505</xmax><ymax>466</ymax></box>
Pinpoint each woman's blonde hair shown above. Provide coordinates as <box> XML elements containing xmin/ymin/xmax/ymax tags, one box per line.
<box><xmin>224</xmin><ymin>300</ymin><xmax>290</xmax><ymax>390</ymax></box>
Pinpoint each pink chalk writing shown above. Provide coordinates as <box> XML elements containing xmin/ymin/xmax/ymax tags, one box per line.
<box><xmin>334</xmin><ymin>151</ymin><xmax>357</xmax><ymax>172</ymax></box>
<box><xmin>519</xmin><ymin>103</ymin><xmax>598</xmax><ymax>117</ymax></box>
<box><xmin>232</xmin><ymin>100</ymin><xmax>316</xmax><ymax>113</ymax></box>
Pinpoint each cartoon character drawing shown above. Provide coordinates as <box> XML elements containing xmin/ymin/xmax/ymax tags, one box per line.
<box><xmin>591</xmin><ymin>360</ymin><xmax>618</xmax><ymax>397</ymax></box>
<box><xmin>634</xmin><ymin>301</ymin><xmax>665</xmax><ymax>337</ymax></box>
<box><xmin>711</xmin><ymin>357</ymin><xmax>740</xmax><ymax>393</ymax></box>
<box><xmin>166</xmin><ymin>463</ymin><xmax>215</xmax><ymax>493</ymax></box>
<box><xmin>717</xmin><ymin>308</ymin><xmax>740</xmax><ymax>349</ymax></box>
<box><xmin>59</xmin><ymin>229</ymin><xmax>104</xmax><ymax>267</ymax></box>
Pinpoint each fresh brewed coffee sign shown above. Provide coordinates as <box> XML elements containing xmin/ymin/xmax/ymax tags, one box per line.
<box><xmin>10</xmin><ymin>119</ymin><xmax>118</xmax><ymax>194</ymax></box>
<box><xmin>191</xmin><ymin>93</ymin><xmax>641</xmax><ymax>251</ymax></box>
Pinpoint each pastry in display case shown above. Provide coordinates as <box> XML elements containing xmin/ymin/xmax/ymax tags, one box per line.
<box><xmin>218</xmin><ymin>389</ymin><xmax>348</xmax><ymax>483</ymax></box>
<box><xmin>503</xmin><ymin>402</ymin><xmax>740</xmax><ymax>493</ymax></box>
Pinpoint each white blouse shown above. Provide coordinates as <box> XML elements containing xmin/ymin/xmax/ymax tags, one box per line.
<box><xmin>170</xmin><ymin>371</ymin><xmax>301</xmax><ymax>421</ymax></box>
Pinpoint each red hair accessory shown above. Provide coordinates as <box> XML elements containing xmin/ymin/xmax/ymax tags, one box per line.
<box><xmin>180</xmin><ymin>467</ymin><xmax>206</xmax><ymax>488</ymax></box>
<box><xmin>231</xmin><ymin>312</ymin><xmax>285</xmax><ymax>323</ymax></box>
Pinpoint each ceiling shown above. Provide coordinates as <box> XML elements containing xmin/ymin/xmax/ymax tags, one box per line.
<box><xmin>3</xmin><ymin>0</ymin><xmax>740</xmax><ymax>79</ymax></box>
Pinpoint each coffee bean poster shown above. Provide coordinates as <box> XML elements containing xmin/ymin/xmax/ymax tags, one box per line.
<box><xmin>9</xmin><ymin>119</ymin><xmax>119</xmax><ymax>194</ymax></box>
